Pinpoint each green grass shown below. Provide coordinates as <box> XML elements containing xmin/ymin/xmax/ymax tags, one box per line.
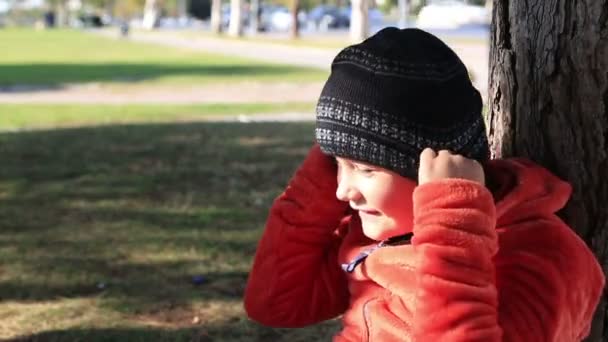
<box><xmin>0</xmin><ymin>29</ymin><xmax>327</xmax><ymax>86</ymax></box>
<box><xmin>0</xmin><ymin>120</ymin><xmax>339</xmax><ymax>341</ymax></box>
<box><xmin>0</xmin><ymin>103</ymin><xmax>315</xmax><ymax>131</ymax></box>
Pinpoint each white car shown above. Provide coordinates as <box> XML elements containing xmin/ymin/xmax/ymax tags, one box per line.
<box><xmin>268</xmin><ymin>7</ymin><xmax>307</xmax><ymax>32</ymax></box>
<box><xmin>416</xmin><ymin>0</ymin><xmax>490</xmax><ymax>29</ymax></box>
<box><xmin>269</xmin><ymin>7</ymin><xmax>291</xmax><ymax>31</ymax></box>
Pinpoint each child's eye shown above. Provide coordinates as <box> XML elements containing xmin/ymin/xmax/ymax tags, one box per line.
<box><xmin>355</xmin><ymin>166</ymin><xmax>375</xmax><ymax>175</ymax></box>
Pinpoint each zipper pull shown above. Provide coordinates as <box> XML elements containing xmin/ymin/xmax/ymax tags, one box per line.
<box><xmin>341</xmin><ymin>247</ymin><xmax>378</xmax><ymax>273</ymax></box>
<box><xmin>341</xmin><ymin>233</ymin><xmax>413</xmax><ymax>273</ymax></box>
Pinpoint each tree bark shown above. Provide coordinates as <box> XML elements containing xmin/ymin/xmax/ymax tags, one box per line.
<box><xmin>55</xmin><ymin>0</ymin><xmax>69</xmax><ymax>27</ymax></box>
<box><xmin>398</xmin><ymin>0</ymin><xmax>409</xmax><ymax>28</ymax></box>
<box><xmin>290</xmin><ymin>0</ymin><xmax>300</xmax><ymax>39</ymax></box>
<box><xmin>350</xmin><ymin>0</ymin><xmax>369</xmax><ymax>43</ymax></box>
<box><xmin>249</xmin><ymin>0</ymin><xmax>260</xmax><ymax>34</ymax></box>
<box><xmin>488</xmin><ymin>0</ymin><xmax>608</xmax><ymax>340</ymax></box>
<box><xmin>177</xmin><ymin>0</ymin><xmax>188</xmax><ymax>18</ymax></box>
<box><xmin>142</xmin><ymin>0</ymin><xmax>160</xmax><ymax>30</ymax></box>
<box><xmin>210</xmin><ymin>0</ymin><xmax>223</xmax><ymax>34</ymax></box>
<box><xmin>228</xmin><ymin>0</ymin><xmax>244</xmax><ymax>37</ymax></box>
<box><xmin>104</xmin><ymin>0</ymin><xmax>116</xmax><ymax>19</ymax></box>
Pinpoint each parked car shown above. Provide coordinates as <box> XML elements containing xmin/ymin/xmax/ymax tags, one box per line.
<box><xmin>416</xmin><ymin>0</ymin><xmax>489</xmax><ymax>29</ymax></box>
<box><xmin>257</xmin><ymin>4</ymin><xmax>282</xmax><ymax>31</ymax></box>
<box><xmin>221</xmin><ymin>3</ymin><xmax>250</xmax><ymax>29</ymax></box>
<box><xmin>307</xmin><ymin>5</ymin><xmax>349</xmax><ymax>30</ymax></box>
<box><xmin>265</xmin><ymin>6</ymin><xmax>307</xmax><ymax>32</ymax></box>
<box><xmin>339</xmin><ymin>6</ymin><xmax>384</xmax><ymax>27</ymax></box>
<box><xmin>158</xmin><ymin>16</ymin><xmax>193</xmax><ymax>29</ymax></box>
<box><xmin>75</xmin><ymin>14</ymin><xmax>104</xmax><ymax>28</ymax></box>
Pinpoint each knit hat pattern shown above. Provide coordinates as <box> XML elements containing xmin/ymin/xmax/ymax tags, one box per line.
<box><xmin>315</xmin><ymin>27</ymin><xmax>490</xmax><ymax>179</ymax></box>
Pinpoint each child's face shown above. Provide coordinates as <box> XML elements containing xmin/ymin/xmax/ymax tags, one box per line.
<box><xmin>335</xmin><ymin>157</ymin><xmax>416</xmax><ymax>241</ymax></box>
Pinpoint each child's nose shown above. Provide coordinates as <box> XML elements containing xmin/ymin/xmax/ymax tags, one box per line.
<box><xmin>336</xmin><ymin>174</ymin><xmax>361</xmax><ymax>202</ymax></box>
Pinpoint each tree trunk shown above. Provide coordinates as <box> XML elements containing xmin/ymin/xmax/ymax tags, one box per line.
<box><xmin>487</xmin><ymin>0</ymin><xmax>608</xmax><ymax>340</ymax></box>
<box><xmin>350</xmin><ymin>0</ymin><xmax>369</xmax><ymax>43</ymax></box>
<box><xmin>210</xmin><ymin>0</ymin><xmax>222</xmax><ymax>34</ymax></box>
<box><xmin>177</xmin><ymin>0</ymin><xmax>188</xmax><ymax>18</ymax></box>
<box><xmin>105</xmin><ymin>0</ymin><xmax>116</xmax><ymax>19</ymax></box>
<box><xmin>398</xmin><ymin>0</ymin><xmax>409</xmax><ymax>28</ymax></box>
<box><xmin>249</xmin><ymin>0</ymin><xmax>260</xmax><ymax>34</ymax></box>
<box><xmin>142</xmin><ymin>0</ymin><xmax>160</xmax><ymax>30</ymax></box>
<box><xmin>228</xmin><ymin>0</ymin><xmax>243</xmax><ymax>37</ymax></box>
<box><xmin>55</xmin><ymin>1</ymin><xmax>69</xmax><ymax>27</ymax></box>
<box><xmin>290</xmin><ymin>0</ymin><xmax>299</xmax><ymax>39</ymax></box>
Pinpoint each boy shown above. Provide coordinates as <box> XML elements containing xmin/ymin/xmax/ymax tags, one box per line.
<box><xmin>244</xmin><ymin>27</ymin><xmax>604</xmax><ymax>341</ymax></box>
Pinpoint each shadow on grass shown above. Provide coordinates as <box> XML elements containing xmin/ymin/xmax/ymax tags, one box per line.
<box><xmin>0</xmin><ymin>63</ymin><xmax>323</xmax><ymax>89</ymax></box>
<box><xmin>0</xmin><ymin>264</ymin><xmax>250</xmax><ymax>302</ymax></box>
<box><xmin>5</xmin><ymin>327</ymin><xmax>206</xmax><ymax>342</ymax></box>
<box><xmin>0</xmin><ymin>121</ymin><xmax>321</xmax><ymax>339</ymax></box>
<box><xmin>4</xmin><ymin>318</ymin><xmax>340</xmax><ymax>342</ymax></box>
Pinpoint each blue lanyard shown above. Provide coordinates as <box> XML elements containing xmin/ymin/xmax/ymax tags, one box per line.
<box><xmin>341</xmin><ymin>233</ymin><xmax>413</xmax><ymax>273</ymax></box>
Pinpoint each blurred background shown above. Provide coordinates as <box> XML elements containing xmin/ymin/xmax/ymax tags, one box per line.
<box><xmin>0</xmin><ymin>1</ymin><xmax>490</xmax><ymax>341</ymax></box>
<box><xmin>0</xmin><ymin>0</ymin><xmax>490</xmax><ymax>34</ymax></box>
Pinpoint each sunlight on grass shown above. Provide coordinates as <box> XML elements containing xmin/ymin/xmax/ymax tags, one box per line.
<box><xmin>0</xmin><ymin>103</ymin><xmax>315</xmax><ymax>131</ymax></box>
<box><xmin>0</xmin><ymin>29</ymin><xmax>327</xmax><ymax>86</ymax></box>
<box><xmin>0</xmin><ymin>298</ymin><xmax>120</xmax><ymax>337</ymax></box>
<box><xmin>237</xmin><ymin>136</ymin><xmax>284</xmax><ymax>147</ymax></box>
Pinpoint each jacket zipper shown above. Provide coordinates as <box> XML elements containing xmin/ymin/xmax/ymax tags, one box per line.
<box><xmin>353</xmin><ymin>234</ymin><xmax>414</xmax><ymax>340</ymax></box>
<box><xmin>362</xmin><ymin>298</ymin><xmax>376</xmax><ymax>342</ymax></box>
<box><xmin>342</xmin><ymin>232</ymin><xmax>413</xmax><ymax>273</ymax></box>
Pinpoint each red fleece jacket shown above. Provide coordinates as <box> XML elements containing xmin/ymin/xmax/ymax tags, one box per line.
<box><xmin>244</xmin><ymin>145</ymin><xmax>605</xmax><ymax>341</ymax></box>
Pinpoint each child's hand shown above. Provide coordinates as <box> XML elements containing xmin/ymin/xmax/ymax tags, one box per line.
<box><xmin>418</xmin><ymin>148</ymin><xmax>485</xmax><ymax>185</ymax></box>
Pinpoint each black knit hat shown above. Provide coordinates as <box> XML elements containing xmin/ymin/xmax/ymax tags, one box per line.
<box><xmin>315</xmin><ymin>27</ymin><xmax>490</xmax><ymax>180</ymax></box>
